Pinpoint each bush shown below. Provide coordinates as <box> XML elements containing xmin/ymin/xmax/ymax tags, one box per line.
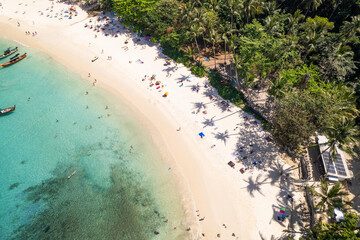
<box><xmin>150</xmin><ymin>35</ymin><xmax>158</xmax><ymax>43</ymax></box>
<box><xmin>209</xmin><ymin>72</ymin><xmax>244</xmax><ymax>106</ymax></box>
<box><xmin>190</xmin><ymin>65</ymin><xmax>206</xmax><ymax>78</ymax></box>
<box><xmin>161</xmin><ymin>45</ymin><xmax>192</xmax><ymax>67</ymax></box>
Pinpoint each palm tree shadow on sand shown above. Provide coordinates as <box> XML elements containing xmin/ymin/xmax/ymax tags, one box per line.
<box><xmin>242</xmin><ymin>174</ymin><xmax>268</xmax><ymax>197</ymax></box>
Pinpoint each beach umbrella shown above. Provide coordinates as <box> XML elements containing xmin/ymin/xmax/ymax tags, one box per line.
<box><xmin>199</xmin><ymin>132</ymin><xmax>205</xmax><ymax>138</ymax></box>
<box><xmin>164</xmin><ymin>92</ymin><xmax>168</xmax><ymax>96</ymax></box>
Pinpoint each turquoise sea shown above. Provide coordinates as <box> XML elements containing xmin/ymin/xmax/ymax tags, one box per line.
<box><xmin>0</xmin><ymin>38</ymin><xmax>187</xmax><ymax>240</ymax></box>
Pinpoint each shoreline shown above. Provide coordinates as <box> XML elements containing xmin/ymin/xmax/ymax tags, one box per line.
<box><xmin>0</xmin><ymin>0</ymin><xmax>297</xmax><ymax>239</ymax></box>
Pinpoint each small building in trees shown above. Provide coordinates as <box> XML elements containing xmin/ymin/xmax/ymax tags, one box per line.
<box><xmin>317</xmin><ymin>135</ymin><xmax>352</xmax><ymax>181</ymax></box>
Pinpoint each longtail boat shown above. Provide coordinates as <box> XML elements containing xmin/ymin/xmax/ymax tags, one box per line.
<box><xmin>68</xmin><ymin>170</ymin><xmax>77</xmax><ymax>179</ymax></box>
<box><xmin>0</xmin><ymin>105</ymin><xmax>15</xmax><ymax>115</ymax></box>
<box><xmin>1</xmin><ymin>53</ymin><xmax>26</xmax><ymax>67</ymax></box>
<box><xmin>0</xmin><ymin>47</ymin><xmax>18</xmax><ymax>59</ymax></box>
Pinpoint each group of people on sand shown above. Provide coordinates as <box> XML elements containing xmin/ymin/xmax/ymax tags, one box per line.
<box><xmin>25</xmin><ymin>31</ymin><xmax>37</xmax><ymax>36</ymax></box>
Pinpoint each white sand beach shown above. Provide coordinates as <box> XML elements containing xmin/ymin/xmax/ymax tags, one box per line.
<box><xmin>0</xmin><ymin>0</ymin><xmax>301</xmax><ymax>239</ymax></box>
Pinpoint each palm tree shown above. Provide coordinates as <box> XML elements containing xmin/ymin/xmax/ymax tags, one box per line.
<box><xmin>263</xmin><ymin>15</ymin><xmax>280</xmax><ymax>57</ymax></box>
<box><xmin>326</xmin><ymin>44</ymin><xmax>357</xmax><ymax>81</ymax></box>
<box><xmin>308</xmin><ymin>179</ymin><xmax>349</xmax><ymax>216</ymax></box>
<box><xmin>232</xmin><ymin>54</ymin><xmax>241</xmax><ymax>89</ymax></box>
<box><xmin>242</xmin><ymin>0</ymin><xmax>262</xmax><ymax>24</ymax></box>
<box><xmin>188</xmin><ymin>24</ymin><xmax>204</xmax><ymax>62</ymax></box>
<box><xmin>228</xmin><ymin>35</ymin><xmax>237</xmax><ymax>80</ymax></box>
<box><xmin>280</xmin><ymin>10</ymin><xmax>304</xmax><ymax>71</ymax></box>
<box><xmin>180</xmin><ymin>2</ymin><xmax>194</xmax><ymax>28</ymax></box>
<box><xmin>220</xmin><ymin>24</ymin><xmax>232</xmax><ymax>71</ymax></box>
<box><xmin>304</xmin><ymin>0</ymin><xmax>324</xmax><ymax>17</ymax></box>
<box><xmin>208</xmin><ymin>29</ymin><xmax>222</xmax><ymax>70</ymax></box>
<box><xmin>340</xmin><ymin>15</ymin><xmax>360</xmax><ymax>45</ymax></box>
<box><xmin>317</xmin><ymin>116</ymin><xmax>359</xmax><ymax>178</ymax></box>
<box><xmin>287</xmin><ymin>9</ymin><xmax>305</xmax><ymax>37</ymax></box>
<box><xmin>324</xmin><ymin>116</ymin><xmax>359</xmax><ymax>158</ymax></box>
<box><xmin>227</xmin><ymin>0</ymin><xmax>241</xmax><ymax>30</ymax></box>
<box><xmin>208</xmin><ymin>0</ymin><xmax>219</xmax><ymax>12</ymax></box>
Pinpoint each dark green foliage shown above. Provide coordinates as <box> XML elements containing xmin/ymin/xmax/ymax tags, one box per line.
<box><xmin>208</xmin><ymin>72</ymin><xmax>244</xmax><ymax>106</ymax></box>
<box><xmin>108</xmin><ymin>0</ymin><xmax>359</xmax><ymax>151</ymax></box>
<box><xmin>310</xmin><ymin>213</ymin><xmax>360</xmax><ymax>240</ymax></box>
<box><xmin>142</xmin><ymin>0</ymin><xmax>179</xmax><ymax>36</ymax></box>
<box><xmin>161</xmin><ymin>45</ymin><xmax>192</xmax><ymax>67</ymax></box>
<box><xmin>190</xmin><ymin>65</ymin><xmax>206</xmax><ymax>77</ymax></box>
<box><xmin>272</xmin><ymin>85</ymin><xmax>358</xmax><ymax>148</ymax></box>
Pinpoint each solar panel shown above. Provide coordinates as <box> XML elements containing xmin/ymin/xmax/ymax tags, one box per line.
<box><xmin>334</xmin><ymin>154</ymin><xmax>347</xmax><ymax>176</ymax></box>
<box><xmin>322</xmin><ymin>152</ymin><xmax>347</xmax><ymax>176</ymax></box>
<box><xmin>323</xmin><ymin>152</ymin><xmax>336</xmax><ymax>174</ymax></box>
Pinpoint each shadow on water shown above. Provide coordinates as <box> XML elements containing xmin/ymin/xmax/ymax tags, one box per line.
<box><xmin>12</xmin><ymin>160</ymin><xmax>164</xmax><ymax>239</ymax></box>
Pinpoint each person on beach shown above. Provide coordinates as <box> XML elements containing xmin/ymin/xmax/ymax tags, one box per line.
<box><xmin>86</xmin><ymin>91</ymin><xmax>88</xmax><ymax>95</ymax></box>
<box><xmin>28</xmin><ymin>97</ymin><xmax>30</xmax><ymax>101</ymax></box>
<box><xmin>177</xmin><ymin>127</ymin><xmax>181</xmax><ymax>131</ymax></box>
<box><xmin>88</xmin><ymin>73</ymin><xmax>91</xmax><ymax>77</ymax></box>
<box><xmin>105</xmin><ymin>105</ymin><xmax>108</xmax><ymax>109</ymax></box>
<box><xmin>88</xmin><ymin>152</ymin><xmax>91</xmax><ymax>156</ymax></box>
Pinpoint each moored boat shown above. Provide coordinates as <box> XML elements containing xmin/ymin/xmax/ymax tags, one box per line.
<box><xmin>68</xmin><ymin>170</ymin><xmax>77</xmax><ymax>179</ymax></box>
<box><xmin>0</xmin><ymin>47</ymin><xmax>18</xmax><ymax>59</ymax></box>
<box><xmin>1</xmin><ymin>53</ymin><xmax>26</xmax><ymax>67</ymax></box>
<box><xmin>0</xmin><ymin>105</ymin><xmax>16</xmax><ymax>115</ymax></box>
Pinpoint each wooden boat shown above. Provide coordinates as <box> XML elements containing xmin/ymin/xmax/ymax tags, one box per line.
<box><xmin>0</xmin><ymin>105</ymin><xmax>15</xmax><ymax>115</ymax></box>
<box><xmin>1</xmin><ymin>53</ymin><xmax>26</xmax><ymax>67</ymax></box>
<box><xmin>68</xmin><ymin>170</ymin><xmax>77</xmax><ymax>179</ymax></box>
<box><xmin>0</xmin><ymin>47</ymin><xmax>18</xmax><ymax>59</ymax></box>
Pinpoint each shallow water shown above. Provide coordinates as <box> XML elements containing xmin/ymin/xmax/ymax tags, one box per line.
<box><xmin>0</xmin><ymin>38</ymin><xmax>187</xmax><ymax>240</ymax></box>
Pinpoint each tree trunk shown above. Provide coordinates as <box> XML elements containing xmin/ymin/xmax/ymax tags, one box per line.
<box><xmin>329</xmin><ymin>2</ymin><xmax>340</xmax><ymax>21</ymax></box>
<box><xmin>202</xmin><ymin>34</ymin><xmax>207</xmax><ymax>56</ymax></box>
<box><xmin>235</xmin><ymin>65</ymin><xmax>240</xmax><ymax>89</ymax></box>
<box><xmin>194</xmin><ymin>37</ymin><xmax>202</xmax><ymax>63</ymax></box>
<box><xmin>224</xmin><ymin>41</ymin><xmax>227</xmax><ymax>70</ymax></box>
<box><xmin>264</xmin><ymin>35</ymin><xmax>269</xmax><ymax>57</ymax></box>
<box><xmin>213</xmin><ymin>43</ymin><xmax>216</xmax><ymax>70</ymax></box>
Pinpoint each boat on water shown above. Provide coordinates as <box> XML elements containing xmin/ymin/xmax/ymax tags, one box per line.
<box><xmin>1</xmin><ymin>53</ymin><xmax>27</xmax><ymax>67</ymax></box>
<box><xmin>0</xmin><ymin>47</ymin><xmax>18</xmax><ymax>59</ymax></box>
<box><xmin>0</xmin><ymin>105</ymin><xmax>15</xmax><ymax>115</ymax></box>
<box><xmin>68</xmin><ymin>170</ymin><xmax>77</xmax><ymax>179</ymax></box>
